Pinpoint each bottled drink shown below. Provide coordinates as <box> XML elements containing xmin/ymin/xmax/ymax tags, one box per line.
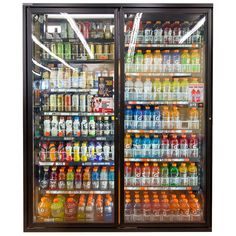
<box><xmin>81</xmin><ymin>117</ymin><xmax>88</xmax><ymax>137</ymax></box>
<box><xmin>180</xmin><ymin>21</ymin><xmax>191</xmax><ymax>43</ymax></box>
<box><xmin>170</xmin><ymin>198</ymin><xmax>180</xmax><ymax>221</ymax></box>
<box><xmin>161</xmin><ymin>198</ymin><xmax>171</xmax><ymax>222</ymax></box>
<box><xmin>49</xmin><ymin>143</ymin><xmax>56</xmax><ymax>161</ymax></box>
<box><xmin>103</xmin><ymin>117</ymin><xmax>111</xmax><ymax>136</ymax></box>
<box><xmin>189</xmin><ymin>107</ymin><xmax>199</xmax><ymax>129</ymax></box>
<box><xmin>103</xmin><ymin>142</ymin><xmax>110</xmax><ymax>161</ymax></box>
<box><xmin>124</xmin><ymin>162</ymin><xmax>132</xmax><ymax>186</ymax></box>
<box><xmin>38</xmin><ymin>197</ymin><xmax>51</xmax><ymax>218</ymax></box>
<box><xmin>153</xmin><ymin>78</ymin><xmax>162</xmax><ymax>100</ymax></box>
<box><xmin>170</xmin><ymin>134</ymin><xmax>179</xmax><ymax>158</ymax></box>
<box><xmin>169</xmin><ymin>163</ymin><xmax>179</xmax><ymax>186</ymax></box>
<box><xmin>188</xmin><ymin>163</ymin><xmax>198</xmax><ymax>186</ymax></box>
<box><xmin>100</xmin><ymin>167</ymin><xmax>108</xmax><ymax>190</ymax></box>
<box><xmin>71</xmin><ymin>68</ymin><xmax>79</xmax><ymax>88</ymax></box>
<box><xmin>134</xmin><ymin>50</ymin><xmax>144</xmax><ymax>72</ymax></box>
<box><xmin>73</xmin><ymin>142</ymin><xmax>80</xmax><ymax>162</ymax></box>
<box><xmin>142</xmin><ymin>134</ymin><xmax>152</xmax><ymax>158</ymax></box>
<box><xmin>40</xmin><ymin>167</ymin><xmax>49</xmax><ymax>189</ymax></box>
<box><xmin>49</xmin><ymin>167</ymin><xmax>58</xmax><ymax>190</ymax></box>
<box><xmin>142</xmin><ymin>162</ymin><xmax>151</xmax><ymax>186</ymax></box>
<box><xmin>125</xmin><ymin>20</ymin><xmax>133</xmax><ymax>43</ymax></box>
<box><xmin>108</xmin><ymin>167</ymin><xmax>115</xmax><ymax>190</ymax></box>
<box><xmin>143</xmin><ymin>106</ymin><xmax>152</xmax><ymax>129</ymax></box>
<box><xmin>171</xmin><ymin>106</ymin><xmax>180</xmax><ymax>129</ymax></box>
<box><xmin>153</xmin><ymin>21</ymin><xmax>163</xmax><ymax>44</ymax></box>
<box><xmin>152</xmin><ymin>106</ymin><xmax>161</xmax><ymax>130</ymax></box>
<box><xmin>125</xmin><ymin>106</ymin><xmax>133</xmax><ymax>130</ymax></box>
<box><xmin>179</xmin><ymin>163</ymin><xmax>188</xmax><ymax>186</ymax></box>
<box><xmin>104</xmin><ymin>200</ymin><xmax>113</xmax><ymax>222</ymax></box>
<box><xmin>77</xmin><ymin>200</ymin><xmax>86</xmax><ymax>221</ymax></box>
<box><xmin>162</xmin><ymin>21</ymin><xmax>172</xmax><ymax>44</ymax></box>
<box><xmin>125</xmin><ymin>77</ymin><xmax>134</xmax><ymax>101</ymax></box>
<box><xmin>134</xmin><ymin>78</ymin><xmax>144</xmax><ymax>100</ymax></box>
<box><xmin>179</xmin><ymin>199</ymin><xmax>190</xmax><ymax>221</ymax></box>
<box><xmin>162</xmin><ymin>106</ymin><xmax>170</xmax><ymax>129</ymax></box>
<box><xmin>91</xmin><ymin>167</ymin><xmax>99</xmax><ymax>189</ymax></box>
<box><xmin>111</xmin><ymin>142</ymin><xmax>114</xmax><ymax>161</ymax></box>
<box><xmin>95</xmin><ymin>117</ymin><xmax>103</xmax><ymax>136</ymax></box>
<box><xmin>191</xmin><ymin>50</ymin><xmax>200</xmax><ymax>72</ymax></box>
<box><xmin>51</xmin><ymin>198</ymin><xmax>64</xmax><ymax>219</ymax></box>
<box><xmin>160</xmin><ymin>163</ymin><xmax>169</xmax><ymax>186</ymax></box>
<box><xmin>171</xmin><ymin>78</ymin><xmax>181</xmax><ymax>101</ymax></box>
<box><xmin>144</xmin><ymin>21</ymin><xmax>153</xmax><ymax>43</ymax></box>
<box><xmin>189</xmin><ymin>134</ymin><xmax>199</xmax><ymax>158</ymax></box>
<box><xmin>81</xmin><ymin>142</ymin><xmax>88</xmax><ymax>162</ymax></box>
<box><xmin>95</xmin><ymin>201</ymin><xmax>104</xmax><ymax>221</ymax></box>
<box><xmin>133</xmin><ymin>134</ymin><xmax>142</xmax><ymax>158</ymax></box>
<box><xmin>124</xmin><ymin>134</ymin><xmax>132</xmax><ymax>158</ymax></box>
<box><xmin>58</xmin><ymin>167</ymin><xmax>66</xmax><ymax>190</ymax></box>
<box><xmin>144</xmin><ymin>50</ymin><xmax>153</xmax><ymax>72</ymax></box>
<box><xmin>111</xmin><ymin>116</ymin><xmax>115</xmax><ymax>135</ymax></box>
<box><xmin>85</xmin><ymin>200</ymin><xmax>94</xmax><ymax>222</ymax></box>
<box><xmin>73</xmin><ymin>117</ymin><xmax>81</xmax><ymax>137</ymax></box>
<box><xmin>143</xmin><ymin>198</ymin><xmax>152</xmax><ymax>222</ymax></box>
<box><xmin>180</xmin><ymin>134</ymin><xmax>188</xmax><ymax>158</ymax></box>
<box><xmin>83</xmin><ymin>168</ymin><xmax>91</xmax><ymax>190</ymax></box>
<box><xmin>162</xmin><ymin>78</ymin><xmax>171</xmax><ymax>101</ymax></box>
<box><xmin>95</xmin><ymin>142</ymin><xmax>103</xmax><ymax>161</ymax></box>
<box><xmin>66</xmin><ymin>168</ymin><xmax>74</xmax><ymax>190</ymax></box>
<box><xmin>171</xmin><ymin>21</ymin><xmax>181</xmax><ymax>44</ymax></box>
<box><xmin>65</xmin><ymin>197</ymin><xmax>77</xmax><ymax>221</ymax></box>
<box><xmin>133</xmin><ymin>198</ymin><xmax>143</xmax><ymax>222</ymax></box>
<box><xmin>133</xmin><ymin>162</ymin><xmax>142</xmax><ymax>187</ymax></box>
<box><xmin>65</xmin><ymin>142</ymin><xmax>72</xmax><ymax>162</ymax></box>
<box><xmin>75</xmin><ymin>167</ymin><xmax>82</xmax><ymax>189</ymax></box>
<box><xmin>88</xmin><ymin>116</ymin><xmax>96</xmax><ymax>137</ymax></box>
<box><xmin>104</xmin><ymin>22</ymin><xmax>112</xmax><ymax>39</ymax></box>
<box><xmin>153</xmin><ymin>50</ymin><xmax>162</xmax><ymax>72</ymax></box>
<box><xmin>143</xmin><ymin>78</ymin><xmax>153</xmax><ymax>100</ymax></box>
<box><xmin>181</xmin><ymin>50</ymin><xmax>191</xmax><ymax>72</ymax></box>
<box><xmin>40</xmin><ymin>142</ymin><xmax>48</xmax><ymax>162</ymax></box>
<box><xmin>125</xmin><ymin>198</ymin><xmax>133</xmax><ymax>222</ymax></box>
<box><xmin>51</xmin><ymin>116</ymin><xmax>58</xmax><ymax>136</ymax></box>
<box><xmin>152</xmin><ymin>198</ymin><xmax>161</xmax><ymax>222</ymax></box>
<box><xmin>162</xmin><ymin>50</ymin><xmax>172</xmax><ymax>72</ymax></box>
<box><xmin>151</xmin><ymin>163</ymin><xmax>160</xmax><ymax>186</ymax></box>
<box><xmin>65</xmin><ymin>116</ymin><xmax>72</xmax><ymax>136</ymax></box>
<box><xmin>58</xmin><ymin>117</ymin><xmax>65</xmax><ymax>137</ymax></box>
<box><xmin>190</xmin><ymin>198</ymin><xmax>201</xmax><ymax>222</ymax></box>
<box><xmin>151</xmin><ymin>134</ymin><xmax>161</xmax><ymax>158</ymax></box>
<box><xmin>133</xmin><ymin>106</ymin><xmax>143</xmax><ymax>129</ymax></box>
<box><xmin>180</xmin><ymin>78</ymin><xmax>189</xmax><ymax>101</ymax></box>
<box><xmin>161</xmin><ymin>134</ymin><xmax>170</xmax><ymax>157</ymax></box>
<box><xmin>125</xmin><ymin>50</ymin><xmax>134</xmax><ymax>72</ymax></box>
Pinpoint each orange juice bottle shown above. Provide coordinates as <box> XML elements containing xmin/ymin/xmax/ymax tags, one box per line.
<box><xmin>38</xmin><ymin>197</ymin><xmax>51</xmax><ymax>218</ymax></box>
<box><xmin>170</xmin><ymin>198</ymin><xmax>180</xmax><ymax>220</ymax></box>
<box><xmin>189</xmin><ymin>107</ymin><xmax>199</xmax><ymax>129</ymax></box>
<box><xmin>171</xmin><ymin>106</ymin><xmax>180</xmax><ymax>129</ymax></box>
<box><xmin>144</xmin><ymin>50</ymin><xmax>153</xmax><ymax>72</ymax></box>
<box><xmin>162</xmin><ymin>106</ymin><xmax>170</xmax><ymax>129</ymax></box>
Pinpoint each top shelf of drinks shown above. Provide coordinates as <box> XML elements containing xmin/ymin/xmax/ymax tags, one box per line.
<box><xmin>124</xmin><ymin>20</ymin><xmax>204</xmax><ymax>47</ymax></box>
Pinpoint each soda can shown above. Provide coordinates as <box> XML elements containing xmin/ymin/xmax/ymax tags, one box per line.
<box><xmin>64</xmin><ymin>42</ymin><xmax>71</xmax><ymax>60</ymax></box>
<box><xmin>57</xmin><ymin>94</ymin><xmax>64</xmax><ymax>111</ymax></box>
<box><xmin>88</xmin><ymin>43</ymin><xmax>95</xmax><ymax>59</ymax></box>
<box><xmin>87</xmin><ymin>95</ymin><xmax>94</xmax><ymax>112</ymax></box>
<box><xmin>49</xmin><ymin>94</ymin><xmax>57</xmax><ymax>111</ymax></box>
<box><xmin>64</xmin><ymin>94</ymin><xmax>71</xmax><ymax>111</ymax></box>
<box><xmin>57</xmin><ymin>42</ymin><xmax>64</xmax><ymax>58</ymax></box>
<box><xmin>42</xmin><ymin>94</ymin><xmax>50</xmax><ymax>111</ymax></box>
<box><xmin>71</xmin><ymin>42</ymin><xmax>79</xmax><ymax>60</ymax></box>
<box><xmin>95</xmin><ymin>44</ymin><xmax>103</xmax><ymax>59</ymax></box>
<box><xmin>72</xmin><ymin>94</ymin><xmax>79</xmax><ymax>111</ymax></box>
<box><xmin>79</xmin><ymin>95</ymin><xmax>86</xmax><ymax>112</ymax></box>
<box><xmin>104</xmin><ymin>43</ymin><xmax>109</xmax><ymax>53</ymax></box>
<box><xmin>50</xmin><ymin>43</ymin><xmax>57</xmax><ymax>56</ymax></box>
<box><xmin>61</xmin><ymin>23</ymin><xmax>68</xmax><ymax>39</ymax></box>
<box><xmin>109</xmin><ymin>43</ymin><xmax>115</xmax><ymax>59</ymax></box>
<box><xmin>43</xmin><ymin>43</ymin><xmax>50</xmax><ymax>59</ymax></box>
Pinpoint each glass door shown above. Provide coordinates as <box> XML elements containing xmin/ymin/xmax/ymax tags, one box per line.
<box><xmin>31</xmin><ymin>11</ymin><xmax>116</xmax><ymax>224</ymax></box>
<box><xmin>123</xmin><ymin>11</ymin><xmax>206</xmax><ymax>224</ymax></box>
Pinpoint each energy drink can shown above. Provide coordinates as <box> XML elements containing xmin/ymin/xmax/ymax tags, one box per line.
<box><xmin>64</xmin><ymin>94</ymin><xmax>71</xmax><ymax>111</ymax></box>
<box><xmin>79</xmin><ymin>95</ymin><xmax>86</xmax><ymax>112</ymax></box>
<box><xmin>71</xmin><ymin>42</ymin><xmax>79</xmax><ymax>60</ymax></box>
<box><xmin>64</xmin><ymin>42</ymin><xmax>71</xmax><ymax>60</ymax></box>
<box><xmin>57</xmin><ymin>42</ymin><xmax>64</xmax><ymax>58</ymax></box>
<box><xmin>49</xmin><ymin>94</ymin><xmax>57</xmax><ymax>111</ymax></box>
<box><xmin>72</xmin><ymin>94</ymin><xmax>79</xmax><ymax>111</ymax></box>
<box><xmin>57</xmin><ymin>94</ymin><xmax>64</xmax><ymax>111</ymax></box>
<box><xmin>87</xmin><ymin>95</ymin><xmax>94</xmax><ymax>112</ymax></box>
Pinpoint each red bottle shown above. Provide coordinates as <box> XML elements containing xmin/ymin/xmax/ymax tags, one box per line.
<box><xmin>64</xmin><ymin>197</ymin><xmax>77</xmax><ymax>221</ymax></box>
<box><xmin>75</xmin><ymin>167</ymin><xmax>82</xmax><ymax>189</ymax></box>
<box><xmin>179</xmin><ymin>134</ymin><xmax>189</xmax><ymax>158</ymax></box>
<box><xmin>189</xmin><ymin>134</ymin><xmax>199</xmax><ymax>158</ymax></box>
<box><xmin>133</xmin><ymin>162</ymin><xmax>142</xmax><ymax>187</ymax></box>
<box><xmin>58</xmin><ymin>142</ymin><xmax>66</xmax><ymax>162</ymax></box>
<box><xmin>171</xmin><ymin>21</ymin><xmax>181</xmax><ymax>44</ymax></box>
<box><xmin>49</xmin><ymin>167</ymin><xmax>58</xmax><ymax>190</ymax></box>
<box><xmin>124</xmin><ymin>162</ymin><xmax>132</xmax><ymax>186</ymax></box>
<box><xmin>161</xmin><ymin>134</ymin><xmax>170</xmax><ymax>158</ymax></box>
<box><xmin>40</xmin><ymin>142</ymin><xmax>48</xmax><ymax>161</ymax></box>
<box><xmin>162</xmin><ymin>21</ymin><xmax>172</xmax><ymax>44</ymax></box>
<box><xmin>170</xmin><ymin>134</ymin><xmax>179</xmax><ymax>158</ymax></box>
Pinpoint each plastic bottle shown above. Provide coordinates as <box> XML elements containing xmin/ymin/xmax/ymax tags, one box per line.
<box><xmin>64</xmin><ymin>197</ymin><xmax>77</xmax><ymax>221</ymax></box>
<box><xmin>108</xmin><ymin>167</ymin><xmax>115</xmax><ymax>190</ymax></box>
<box><xmin>83</xmin><ymin>168</ymin><xmax>91</xmax><ymax>190</ymax></box>
<box><xmin>58</xmin><ymin>117</ymin><xmax>65</xmax><ymax>137</ymax></box>
<box><xmin>142</xmin><ymin>134</ymin><xmax>152</xmax><ymax>158</ymax></box>
<box><xmin>49</xmin><ymin>143</ymin><xmax>57</xmax><ymax>162</ymax></box>
<box><xmin>181</xmin><ymin>50</ymin><xmax>191</xmax><ymax>72</ymax></box>
<box><xmin>142</xmin><ymin>162</ymin><xmax>151</xmax><ymax>186</ymax></box>
<box><xmin>81</xmin><ymin>141</ymin><xmax>88</xmax><ymax>162</ymax></box>
<box><xmin>88</xmin><ymin>141</ymin><xmax>95</xmax><ymax>161</ymax></box>
<box><xmin>85</xmin><ymin>200</ymin><xmax>94</xmax><ymax>222</ymax></box>
<box><xmin>125</xmin><ymin>77</ymin><xmax>134</xmax><ymax>101</ymax></box>
<box><xmin>38</xmin><ymin>197</ymin><xmax>51</xmax><ymax>218</ymax></box>
<box><xmin>57</xmin><ymin>142</ymin><xmax>65</xmax><ymax>162</ymax></box>
<box><xmin>143</xmin><ymin>198</ymin><xmax>152</xmax><ymax>222</ymax></box>
<box><xmin>179</xmin><ymin>163</ymin><xmax>188</xmax><ymax>186</ymax></box>
<box><xmin>143</xmin><ymin>106</ymin><xmax>152</xmax><ymax>129</ymax></box>
<box><xmin>133</xmin><ymin>134</ymin><xmax>142</xmax><ymax>158</ymax></box>
<box><xmin>180</xmin><ymin>21</ymin><xmax>191</xmax><ymax>43</ymax></box>
<box><xmin>77</xmin><ymin>201</ymin><xmax>86</xmax><ymax>221</ymax></box>
<box><xmin>153</xmin><ymin>78</ymin><xmax>162</xmax><ymax>100</ymax></box>
<box><xmin>151</xmin><ymin>134</ymin><xmax>161</xmax><ymax>158</ymax></box>
<box><xmin>100</xmin><ymin>167</ymin><xmax>108</xmax><ymax>190</ymax></box>
<box><xmin>88</xmin><ymin>116</ymin><xmax>96</xmax><ymax>137</ymax></box>
<box><xmin>161</xmin><ymin>134</ymin><xmax>170</xmax><ymax>158</ymax></box>
<box><xmin>133</xmin><ymin>162</ymin><xmax>142</xmax><ymax>187</ymax></box>
<box><xmin>171</xmin><ymin>78</ymin><xmax>180</xmax><ymax>101</ymax></box>
<box><xmin>191</xmin><ymin>50</ymin><xmax>200</xmax><ymax>72</ymax></box>
<box><xmin>133</xmin><ymin>198</ymin><xmax>143</xmax><ymax>222</ymax></box>
<box><xmin>75</xmin><ymin>167</ymin><xmax>82</xmax><ymax>189</ymax></box>
<box><xmin>188</xmin><ymin>163</ymin><xmax>198</xmax><ymax>186</ymax></box>
<box><xmin>95</xmin><ymin>116</ymin><xmax>103</xmax><ymax>136</ymax></box>
<box><xmin>161</xmin><ymin>198</ymin><xmax>171</xmax><ymax>222</ymax></box>
<box><xmin>160</xmin><ymin>163</ymin><xmax>169</xmax><ymax>186</ymax></box>
<box><xmin>189</xmin><ymin>134</ymin><xmax>199</xmax><ymax>158</ymax></box>
<box><xmin>170</xmin><ymin>134</ymin><xmax>179</xmax><ymax>158</ymax></box>
<box><xmin>51</xmin><ymin>116</ymin><xmax>58</xmax><ymax>137</ymax></box>
<box><xmin>65</xmin><ymin>142</ymin><xmax>73</xmax><ymax>162</ymax></box>
<box><xmin>144</xmin><ymin>21</ymin><xmax>153</xmax><ymax>43</ymax></box>
<box><xmin>162</xmin><ymin>78</ymin><xmax>171</xmax><ymax>101</ymax></box>
<box><xmin>66</xmin><ymin>168</ymin><xmax>74</xmax><ymax>190</ymax></box>
<box><xmin>170</xmin><ymin>198</ymin><xmax>180</xmax><ymax>221</ymax></box>
<box><xmin>179</xmin><ymin>198</ymin><xmax>190</xmax><ymax>222</ymax></box>
<box><xmin>124</xmin><ymin>162</ymin><xmax>132</xmax><ymax>186</ymax></box>
<box><xmin>125</xmin><ymin>50</ymin><xmax>134</xmax><ymax>72</ymax></box>
<box><xmin>152</xmin><ymin>106</ymin><xmax>161</xmax><ymax>130</ymax></box>
<box><xmin>171</xmin><ymin>21</ymin><xmax>181</xmax><ymax>44</ymax></box>
<box><xmin>134</xmin><ymin>78</ymin><xmax>144</xmax><ymax>100</ymax></box>
<box><xmin>95</xmin><ymin>200</ymin><xmax>104</xmax><ymax>221</ymax></box>
<box><xmin>144</xmin><ymin>50</ymin><xmax>153</xmax><ymax>72</ymax></box>
<box><xmin>73</xmin><ymin>116</ymin><xmax>81</xmax><ymax>137</ymax></box>
<box><xmin>103</xmin><ymin>142</ymin><xmax>110</xmax><ymax>161</ymax></box>
<box><xmin>125</xmin><ymin>106</ymin><xmax>133</xmax><ymax>130</ymax></box>
<box><xmin>153</xmin><ymin>50</ymin><xmax>162</xmax><ymax>72</ymax></box>
<box><xmin>171</xmin><ymin>106</ymin><xmax>180</xmax><ymax>129</ymax></box>
<box><xmin>189</xmin><ymin>107</ymin><xmax>199</xmax><ymax>129</ymax></box>
<box><xmin>162</xmin><ymin>106</ymin><xmax>170</xmax><ymax>130</ymax></box>
<box><xmin>49</xmin><ymin>167</ymin><xmax>58</xmax><ymax>190</ymax></box>
<box><xmin>65</xmin><ymin>116</ymin><xmax>73</xmax><ymax>136</ymax></box>
<box><xmin>73</xmin><ymin>142</ymin><xmax>80</xmax><ymax>162</ymax></box>
<box><xmin>58</xmin><ymin>167</ymin><xmax>66</xmax><ymax>190</ymax></box>
<box><xmin>104</xmin><ymin>200</ymin><xmax>113</xmax><ymax>222</ymax></box>
<box><xmin>103</xmin><ymin>117</ymin><xmax>111</xmax><ymax>136</ymax></box>
<box><xmin>190</xmin><ymin>198</ymin><xmax>201</xmax><ymax>222</ymax></box>
<box><xmin>124</xmin><ymin>134</ymin><xmax>132</xmax><ymax>157</ymax></box>
<box><xmin>125</xmin><ymin>197</ymin><xmax>133</xmax><ymax>223</ymax></box>
<box><xmin>40</xmin><ymin>167</ymin><xmax>49</xmax><ymax>189</ymax></box>
<box><xmin>95</xmin><ymin>142</ymin><xmax>103</xmax><ymax>161</ymax></box>
<box><xmin>81</xmin><ymin>117</ymin><xmax>88</xmax><ymax>137</ymax></box>
<box><xmin>152</xmin><ymin>198</ymin><xmax>161</xmax><ymax>222</ymax></box>
<box><xmin>169</xmin><ymin>163</ymin><xmax>179</xmax><ymax>187</ymax></box>
<box><xmin>133</xmin><ymin>106</ymin><xmax>143</xmax><ymax>129</ymax></box>
<box><xmin>162</xmin><ymin>21</ymin><xmax>172</xmax><ymax>44</ymax></box>
<box><xmin>151</xmin><ymin>163</ymin><xmax>160</xmax><ymax>186</ymax></box>
<box><xmin>180</xmin><ymin>78</ymin><xmax>189</xmax><ymax>101</ymax></box>
<box><xmin>51</xmin><ymin>198</ymin><xmax>64</xmax><ymax>220</ymax></box>
<box><xmin>153</xmin><ymin>21</ymin><xmax>163</xmax><ymax>44</ymax></box>
<box><xmin>143</xmin><ymin>78</ymin><xmax>153</xmax><ymax>100</ymax></box>
<box><xmin>134</xmin><ymin>50</ymin><xmax>144</xmax><ymax>72</ymax></box>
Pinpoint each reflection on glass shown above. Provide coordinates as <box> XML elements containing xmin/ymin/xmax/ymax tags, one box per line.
<box><xmin>32</xmin><ymin>13</ymin><xmax>115</xmax><ymax>223</ymax></box>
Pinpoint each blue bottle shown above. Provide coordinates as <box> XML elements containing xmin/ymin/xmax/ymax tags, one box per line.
<box><xmin>133</xmin><ymin>106</ymin><xmax>143</xmax><ymax>130</ymax></box>
<box><xmin>151</xmin><ymin>134</ymin><xmax>161</xmax><ymax>158</ymax></box>
<box><xmin>125</xmin><ymin>106</ymin><xmax>133</xmax><ymax>129</ymax></box>
<box><xmin>91</xmin><ymin>167</ymin><xmax>100</xmax><ymax>189</ymax></box>
<box><xmin>104</xmin><ymin>201</ymin><xmax>113</xmax><ymax>222</ymax></box>
<box><xmin>142</xmin><ymin>134</ymin><xmax>152</xmax><ymax>158</ymax></box>
<box><xmin>108</xmin><ymin>167</ymin><xmax>115</xmax><ymax>190</ymax></box>
<box><xmin>152</xmin><ymin>106</ymin><xmax>161</xmax><ymax>129</ymax></box>
<box><xmin>133</xmin><ymin>134</ymin><xmax>142</xmax><ymax>158</ymax></box>
<box><xmin>143</xmin><ymin>106</ymin><xmax>152</xmax><ymax>129</ymax></box>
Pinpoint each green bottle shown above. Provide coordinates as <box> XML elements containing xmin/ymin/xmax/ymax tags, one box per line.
<box><xmin>169</xmin><ymin>163</ymin><xmax>179</xmax><ymax>186</ymax></box>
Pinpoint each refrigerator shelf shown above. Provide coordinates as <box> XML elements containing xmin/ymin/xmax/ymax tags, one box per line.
<box><xmin>41</xmin><ymin>59</ymin><xmax>114</xmax><ymax>64</ymax></box>
<box><xmin>125</xmin><ymin>43</ymin><xmax>201</xmax><ymax>48</ymax></box>
<box><xmin>46</xmin><ymin>88</ymin><xmax>98</xmax><ymax>93</ymax></box>
<box><xmin>37</xmin><ymin>136</ymin><xmax>114</xmax><ymax>141</ymax></box>
<box><xmin>124</xmin><ymin>186</ymin><xmax>200</xmax><ymax>191</ymax></box>
<box><xmin>42</xmin><ymin>38</ymin><xmax>114</xmax><ymax>44</ymax></box>
<box><xmin>37</xmin><ymin>161</ymin><xmax>114</xmax><ymax>166</ymax></box>
<box><xmin>125</xmin><ymin>101</ymin><xmax>203</xmax><ymax>106</ymax></box>
<box><xmin>41</xmin><ymin>112</ymin><xmax>114</xmax><ymax>116</ymax></box>
<box><xmin>125</xmin><ymin>129</ymin><xmax>197</xmax><ymax>134</ymax></box>
<box><xmin>41</xmin><ymin>189</ymin><xmax>113</xmax><ymax>195</ymax></box>
<box><xmin>124</xmin><ymin>158</ymin><xmax>200</xmax><ymax>162</ymax></box>
<box><xmin>125</xmin><ymin>72</ymin><xmax>200</xmax><ymax>77</ymax></box>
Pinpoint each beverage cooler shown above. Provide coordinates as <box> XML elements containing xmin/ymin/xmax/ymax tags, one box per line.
<box><xmin>23</xmin><ymin>3</ymin><xmax>213</xmax><ymax>232</ymax></box>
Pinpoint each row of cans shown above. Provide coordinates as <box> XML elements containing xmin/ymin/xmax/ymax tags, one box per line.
<box><xmin>42</xmin><ymin>42</ymin><xmax>115</xmax><ymax>60</ymax></box>
<box><xmin>42</xmin><ymin>94</ymin><xmax>94</xmax><ymax>112</ymax></box>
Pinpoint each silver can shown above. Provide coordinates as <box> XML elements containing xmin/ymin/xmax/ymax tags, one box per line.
<box><xmin>72</xmin><ymin>94</ymin><xmax>79</xmax><ymax>111</ymax></box>
<box><xmin>42</xmin><ymin>94</ymin><xmax>50</xmax><ymax>111</ymax></box>
<box><xmin>79</xmin><ymin>95</ymin><xmax>86</xmax><ymax>112</ymax></box>
<box><xmin>49</xmin><ymin>94</ymin><xmax>57</xmax><ymax>111</ymax></box>
<box><xmin>87</xmin><ymin>95</ymin><xmax>94</xmax><ymax>112</ymax></box>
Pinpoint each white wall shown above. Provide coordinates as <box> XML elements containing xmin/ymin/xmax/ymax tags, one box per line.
<box><xmin>0</xmin><ymin>0</ymin><xmax>235</xmax><ymax>235</ymax></box>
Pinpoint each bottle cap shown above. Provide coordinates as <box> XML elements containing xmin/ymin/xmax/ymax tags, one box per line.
<box><xmin>53</xmin><ymin>198</ymin><xmax>59</xmax><ymax>203</ymax></box>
